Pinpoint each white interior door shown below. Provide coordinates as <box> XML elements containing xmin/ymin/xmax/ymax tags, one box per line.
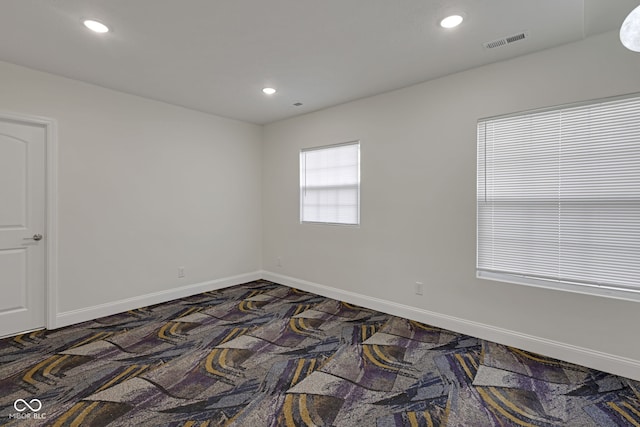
<box><xmin>0</xmin><ymin>116</ymin><xmax>46</xmax><ymax>337</ymax></box>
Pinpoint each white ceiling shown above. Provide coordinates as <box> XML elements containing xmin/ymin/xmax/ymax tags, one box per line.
<box><xmin>0</xmin><ymin>0</ymin><xmax>638</xmax><ymax>124</ymax></box>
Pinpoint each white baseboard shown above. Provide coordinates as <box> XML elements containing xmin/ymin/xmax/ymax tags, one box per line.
<box><xmin>261</xmin><ymin>270</ymin><xmax>640</xmax><ymax>382</ymax></box>
<box><xmin>55</xmin><ymin>271</ymin><xmax>262</xmax><ymax>329</ymax></box>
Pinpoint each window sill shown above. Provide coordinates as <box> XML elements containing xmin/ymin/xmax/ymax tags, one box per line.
<box><xmin>477</xmin><ymin>270</ymin><xmax>640</xmax><ymax>303</ymax></box>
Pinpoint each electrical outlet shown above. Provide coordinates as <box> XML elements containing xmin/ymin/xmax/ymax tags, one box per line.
<box><xmin>277</xmin><ymin>257</ymin><xmax>282</xmax><ymax>267</ymax></box>
<box><xmin>415</xmin><ymin>281</ymin><xmax>423</xmax><ymax>295</ymax></box>
<box><xmin>178</xmin><ymin>267</ymin><xmax>185</xmax><ymax>278</ymax></box>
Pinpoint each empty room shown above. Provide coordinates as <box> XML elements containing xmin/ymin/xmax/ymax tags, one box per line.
<box><xmin>1</xmin><ymin>1</ymin><xmax>639</xmax><ymax>425</ymax></box>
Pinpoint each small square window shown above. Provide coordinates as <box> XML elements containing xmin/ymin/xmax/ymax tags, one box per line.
<box><xmin>300</xmin><ymin>142</ymin><xmax>360</xmax><ymax>225</ymax></box>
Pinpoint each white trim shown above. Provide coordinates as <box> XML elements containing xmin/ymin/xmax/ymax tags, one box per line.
<box><xmin>478</xmin><ymin>90</ymin><xmax>640</xmax><ymax>122</ymax></box>
<box><xmin>45</xmin><ymin>119</ymin><xmax>59</xmax><ymax>330</ymax></box>
<box><xmin>300</xmin><ymin>139</ymin><xmax>361</xmax><ymax>153</ymax></box>
<box><xmin>55</xmin><ymin>271</ymin><xmax>261</xmax><ymax>328</ymax></box>
<box><xmin>0</xmin><ymin>112</ymin><xmax>59</xmax><ymax>331</ymax></box>
<box><xmin>477</xmin><ymin>271</ymin><xmax>640</xmax><ymax>303</ymax></box>
<box><xmin>261</xmin><ymin>270</ymin><xmax>640</xmax><ymax>382</ymax></box>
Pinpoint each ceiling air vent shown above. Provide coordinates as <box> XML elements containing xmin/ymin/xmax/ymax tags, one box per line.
<box><xmin>483</xmin><ymin>31</ymin><xmax>528</xmax><ymax>49</ymax></box>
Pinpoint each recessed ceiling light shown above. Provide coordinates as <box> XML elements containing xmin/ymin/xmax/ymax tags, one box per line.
<box><xmin>440</xmin><ymin>15</ymin><xmax>464</xmax><ymax>29</ymax></box>
<box><xmin>620</xmin><ymin>5</ymin><xmax>640</xmax><ymax>52</ymax></box>
<box><xmin>262</xmin><ymin>87</ymin><xmax>277</xmax><ymax>95</ymax></box>
<box><xmin>83</xmin><ymin>19</ymin><xmax>109</xmax><ymax>33</ymax></box>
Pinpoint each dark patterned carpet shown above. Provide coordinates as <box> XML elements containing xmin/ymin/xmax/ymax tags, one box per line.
<box><xmin>1</xmin><ymin>280</ymin><xmax>639</xmax><ymax>426</ymax></box>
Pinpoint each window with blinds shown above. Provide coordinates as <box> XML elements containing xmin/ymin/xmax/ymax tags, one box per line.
<box><xmin>477</xmin><ymin>94</ymin><xmax>640</xmax><ymax>300</ymax></box>
<box><xmin>300</xmin><ymin>142</ymin><xmax>360</xmax><ymax>225</ymax></box>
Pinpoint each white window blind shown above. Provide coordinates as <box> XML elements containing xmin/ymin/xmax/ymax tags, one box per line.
<box><xmin>300</xmin><ymin>142</ymin><xmax>360</xmax><ymax>225</ymax></box>
<box><xmin>477</xmin><ymin>94</ymin><xmax>640</xmax><ymax>298</ymax></box>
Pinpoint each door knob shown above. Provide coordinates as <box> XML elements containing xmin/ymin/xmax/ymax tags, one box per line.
<box><xmin>31</xmin><ymin>234</ymin><xmax>43</xmax><ymax>241</ymax></box>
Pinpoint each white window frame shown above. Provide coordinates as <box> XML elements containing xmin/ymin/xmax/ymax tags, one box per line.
<box><xmin>300</xmin><ymin>141</ymin><xmax>361</xmax><ymax>226</ymax></box>
<box><xmin>477</xmin><ymin>93</ymin><xmax>640</xmax><ymax>302</ymax></box>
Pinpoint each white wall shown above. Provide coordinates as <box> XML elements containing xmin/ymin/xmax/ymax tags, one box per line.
<box><xmin>262</xmin><ymin>31</ymin><xmax>640</xmax><ymax>377</ymax></box>
<box><xmin>0</xmin><ymin>60</ymin><xmax>262</xmax><ymax>323</ymax></box>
